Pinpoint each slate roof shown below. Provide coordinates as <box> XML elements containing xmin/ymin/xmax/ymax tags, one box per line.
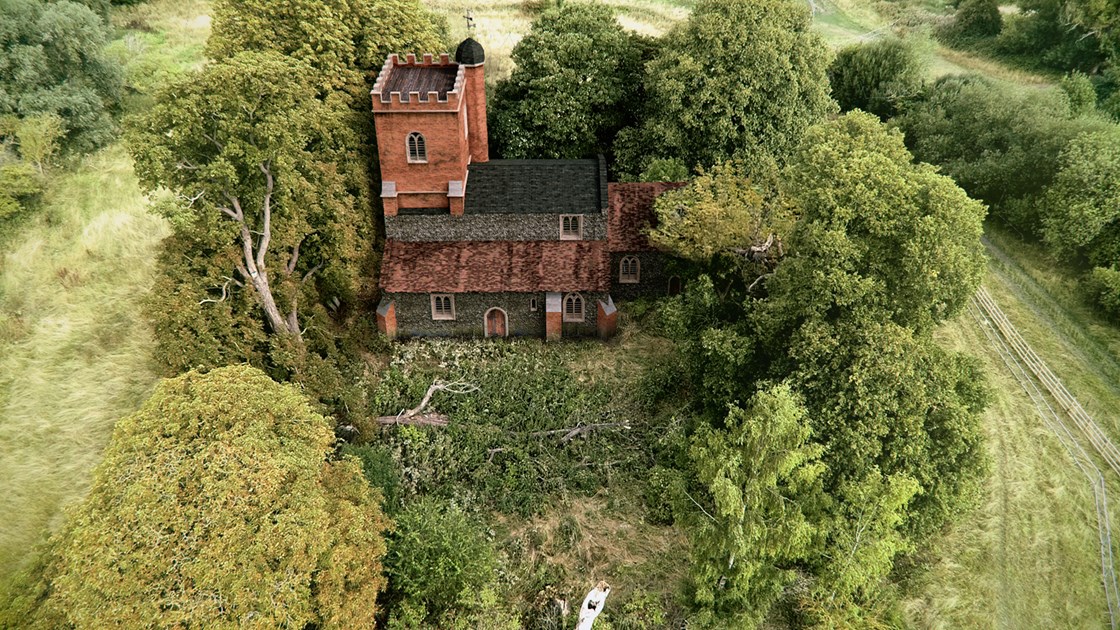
<box><xmin>607</xmin><ymin>182</ymin><xmax>686</xmax><ymax>252</ymax></box>
<box><xmin>383</xmin><ymin>65</ymin><xmax>459</xmax><ymax>99</ymax></box>
<box><xmin>465</xmin><ymin>158</ymin><xmax>606</xmax><ymax>215</ymax></box>
<box><xmin>381</xmin><ymin>240</ymin><xmax>611</xmax><ymax>293</ymax></box>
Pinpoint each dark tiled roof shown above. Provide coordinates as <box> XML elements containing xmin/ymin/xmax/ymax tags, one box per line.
<box><xmin>608</xmin><ymin>182</ymin><xmax>686</xmax><ymax>252</ymax></box>
<box><xmin>381</xmin><ymin>239</ymin><xmax>610</xmax><ymax>293</ymax></box>
<box><xmin>456</xmin><ymin>38</ymin><xmax>485</xmax><ymax>65</ymax></box>
<box><xmin>384</xmin><ymin>66</ymin><xmax>458</xmax><ymax>99</ymax></box>
<box><xmin>465</xmin><ymin>159</ymin><xmax>606</xmax><ymax>214</ymax></box>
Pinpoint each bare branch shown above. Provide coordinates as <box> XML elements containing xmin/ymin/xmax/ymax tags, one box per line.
<box><xmin>747</xmin><ymin>272</ymin><xmax>774</xmax><ymax>294</ymax></box>
<box><xmin>201</xmin><ymin>132</ymin><xmax>225</xmax><ymax>152</ymax></box>
<box><xmin>301</xmin><ymin>263</ymin><xmax>324</xmax><ymax>284</ymax></box>
<box><xmin>286</xmin><ymin>239</ymin><xmax>302</xmax><ymax>277</ymax></box>
<box><xmin>375</xmin><ymin>380</ymin><xmax>479</xmax><ymax>428</ymax></box>
<box><xmin>255</xmin><ymin>161</ymin><xmax>274</xmax><ymax>270</ymax></box>
<box><xmin>198</xmin><ymin>276</ymin><xmax>237</xmax><ymax>305</ymax></box>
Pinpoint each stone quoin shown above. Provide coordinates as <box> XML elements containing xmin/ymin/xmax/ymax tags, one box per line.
<box><xmin>374</xmin><ymin>38</ymin><xmax>683</xmax><ymax>340</ymax></box>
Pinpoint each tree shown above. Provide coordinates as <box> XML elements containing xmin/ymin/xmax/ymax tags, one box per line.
<box><xmin>207</xmin><ymin>0</ymin><xmax>444</xmax><ymax>106</ymax></box>
<box><xmin>649</xmin><ymin>162</ymin><xmax>795</xmax><ymax>275</ymax></box>
<box><xmin>828</xmin><ymin>37</ymin><xmax>926</xmax><ymax>120</ymax></box>
<box><xmin>128</xmin><ymin>51</ymin><xmax>368</xmax><ymax>344</ymax></box>
<box><xmin>0</xmin><ymin>365</ymin><xmax>389</xmax><ymax>628</ymax></box>
<box><xmin>615</xmin><ymin>0</ymin><xmax>834</xmax><ymax>176</ymax></box>
<box><xmin>1042</xmin><ymin>129</ymin><xmax>1120</xmax><ymax>265</ymax></box>
<box><xmin>0</xmin><ymin>0</ymin><xmax>122</xmax><ymax>152</ymax></box>
<box><xmin>661</xmin><ymin>114</ymin><xmax>990</xmax><ymax>616</ymax></box>
<box><xmin>686</xmin><ymin>385</ymin><xmax>825</xmax><ymax>627</ymax></box>
<box><xmin>775</xmin><ymin>112</ymin><xmax>988</xmax><ymax>334</ymax></box>
<box><xmin>893</xmin><ymin>75</ymin><xmax>1111</xmax><ymax>234</ymax></box>
<box><xmin>1059</xmin><ymin>71</ymin><xmax>1098</xmax><ymax>115</ymax></box>
<box><xmin>490</xmin><ymin>3</ymin><xmax>648</xmax><ymax>159</ymax></box>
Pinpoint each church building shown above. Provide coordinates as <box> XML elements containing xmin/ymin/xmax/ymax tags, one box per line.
<box><xmin>373</xmin><ymin>38</ymin><xmax>682</xmax><ymax>340</ymax></box>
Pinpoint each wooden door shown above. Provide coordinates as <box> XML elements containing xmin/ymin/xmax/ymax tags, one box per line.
<box><xmin>667</xmin><ymin>276</ymin><xmax>682</xmax><ymax>296</ymax></box>
<box><xmin>486</xmin><ymin>308</ymin><xmax>507</xmax><ymax>337</ymax></box>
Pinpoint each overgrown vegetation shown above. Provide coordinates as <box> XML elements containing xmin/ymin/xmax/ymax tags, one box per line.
<box><xmin>3</xmin><ymin>0</ymin><xmax>1119</xmax><ymax>627</ymax></box>
<box><xmin>0</xmin><ymin>366</ymin><xmax>390</xmax><ymax>629</ymax></box>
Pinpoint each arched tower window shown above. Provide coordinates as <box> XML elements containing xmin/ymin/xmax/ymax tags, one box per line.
<box><xmin>620</xmin><ymin>256</ymin><xmax>640</xmax><ymax>283</ymax></box>
<box><xmin>407</xmin><ymin>132</ymin><xmax>427</xmax><ymax>163</ymax></box>
<box><xmin>563</xmin><ymin>293</ymin><xmax>584</xmax><ymax>322</ymax></box>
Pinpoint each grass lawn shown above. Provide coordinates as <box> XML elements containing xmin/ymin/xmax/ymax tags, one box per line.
<box><xmin>908</xmin><ymin>290</ymin><xmax>1111</xmax><ymax>628</ymax></box>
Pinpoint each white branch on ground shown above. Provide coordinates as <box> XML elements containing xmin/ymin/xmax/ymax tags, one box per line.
<box><xmin>575</xmin><ymin>581</ymin><xmax>611</xmax><ymax>630</ymax></box>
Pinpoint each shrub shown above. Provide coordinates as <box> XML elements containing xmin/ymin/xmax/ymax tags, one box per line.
<box><xmin>829</xmin><ymin>37</ymin><xmax>926</xmax><ymax>119</ymax></box>
<box><xmin>1086</xmin><ymin>266</ymin><xmax>1120</xmax><ymax>320</ymax></box>
<box><xmin>385</xmin><ymin>497</ymin><xmax>498</xmax><ymax>617</ymax></box>
<box><xmin>950</xmin><ymin>0</ymin><xmax>1001</xmax><ymax>39</ymax></box>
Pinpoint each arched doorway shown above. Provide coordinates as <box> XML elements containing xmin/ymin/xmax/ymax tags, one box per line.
<box><xmin>667</xmin><ymin>276</ymin><xmax>682</xmax><ymax>296</ymax></box>
<box><xmin>484</xmin><ymin>308</ymin><xmax>508</xmax><ymax>338</ymax></box>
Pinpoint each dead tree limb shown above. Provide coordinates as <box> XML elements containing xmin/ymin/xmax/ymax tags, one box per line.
<box><xmin>527</xmin><ymin>422</ymin><xmax>629</xmax><ymax>443</ymax></box>
<box><xmin>576</xmin><ymin>581</ymin><xmax>611</xmax><ymax>630</ymax></box>
<box><xmin>375</xmin><ymin>380</ymin><xmax>478</xmax><ymax>427</ymax></box>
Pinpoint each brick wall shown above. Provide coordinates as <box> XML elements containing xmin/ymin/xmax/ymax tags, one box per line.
<box><xmin>386</xmin><ymin>213</ymin><xmax>607</xmax><ymax>241</ymax></box>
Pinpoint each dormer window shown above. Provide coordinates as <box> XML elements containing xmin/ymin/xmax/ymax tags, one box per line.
<box><xmin>563</xmin><ymin>293</ymin><xmax>584</xmax><ymax>322</ymax></box>
<box><xmin>407</xmin><ymin>132</ymin><xmax>427</xmax><ymax>163</ymax></box>
<box><xmin>620</xmin><ymin>256</ymin><xmax>640</xmax><ymax>283</ymax></box>
<box><xmin>560</xmin><ymin>215</ymin><xmax>583</xmax><ymax>240</ymax></box>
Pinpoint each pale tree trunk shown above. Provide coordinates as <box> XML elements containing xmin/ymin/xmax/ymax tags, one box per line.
<box><xmin>217</xmin><ymin>162</ymin><xmax>317</xmax><ymax>342</ymax></box>
<box><xmin>576</xmin><ymin>581</ymin><xmax>611</xmax><ymax>630</ymax></box>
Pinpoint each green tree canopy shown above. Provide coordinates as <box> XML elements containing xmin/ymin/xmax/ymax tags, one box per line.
<box><xmin>772</xmin><ymin>112</ymin><xmax>987</xmax><ymax>334</ymax></box>
<box><xmin>0</xmin><ymin>365</ymin><xmax>389</xmax><ymax>629</ymax></box>
<box><xmin>128</xmin><ymin>51</ymin><xmax>369</xmax><ymax>349</ymax></box>
<box><xmin>828</xmin><ymin>37</ymin><xmax>926</xmax><ymax>119</ymax></box>
<box><xmin>616</xmin><ymin>0</ymin><xmax>834</xmax><ymax>176</ymax></box>
<box><xmin>0</xmin><ymin>0</ymin><xmax>122</xmax><ymax>152</ymax></box>
<box><xmin>490</xmin><ymin>2</ymin><xmax>649</xmax><ymax>159</ymax></box>
<box><xmin>660</xmin><ymin>113</ymin><xmax>990</xmax><ymax>616</ymax></box>
<box><xmin>1042</xmin><ymin>129</ymin><xmax>1120</xmax><ymax>265</ymax></box>
<box><xmin>207</xmin><ymin>0</ymin><xmax>445</xmax><ymax>106</ymax></box>
<box><xmin>649</xmin><ymin>162</ymin><xmax>795</xmax><ymax>275</ymax></box>
<box><xmin>893</xmin><ymin>74</ymin><xmax>1110</xmax><ymax>234</ymax></box>
<box><xmin>686</xmin><ymin>384</ymin><xmax>825</xmax><ymax>627</ymax></box>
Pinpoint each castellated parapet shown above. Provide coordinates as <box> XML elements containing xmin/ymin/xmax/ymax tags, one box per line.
<box><xmin>371</xmin><ymin>54</ymin><xmax>466</xmax><ymax>111</ymax></box>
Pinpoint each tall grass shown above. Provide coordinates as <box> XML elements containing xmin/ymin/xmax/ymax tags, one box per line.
<box><xmin>0</xmin><ymin>147</ymin><xmax>170</xmax><ymax>576</ymax></box>
<box><xmin>0</xmin><ymin>0</ymin><xmax>208</xmax><ymax>578</ymax></box>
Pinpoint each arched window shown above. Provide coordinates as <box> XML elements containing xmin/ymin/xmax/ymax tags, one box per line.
<box><xmin>563</xmin><ymin>293</ymin><xmax>584</xmax><ymax>322</ymax></box>
<box><xmin>407</xmin><ymin>132</ymin><xmax>427</xmax><ymax>163</ymax></box>
<box><xmin>619</xmin><ymin>256</ymin><xmax>640</xmax><ymax>283</ymax></box>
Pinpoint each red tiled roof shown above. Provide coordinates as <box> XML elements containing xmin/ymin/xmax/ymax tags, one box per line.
<box><xmin>607</xmin><ymin>182</ymin><xmax>686</xmax><ymax>252</ymax></box>
<box><xmin>381</xmin><ymin>240</ymin><xmax>610</xmax><ymax>293</ymax></box>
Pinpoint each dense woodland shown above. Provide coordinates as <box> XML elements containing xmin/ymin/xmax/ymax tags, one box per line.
<box><xmin>1</xmin><ymin>0</ymin><xmax>1119</xmax><ymax>627</ymax></box>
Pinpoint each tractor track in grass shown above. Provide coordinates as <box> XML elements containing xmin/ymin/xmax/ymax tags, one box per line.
<box><xmin>970</xmin><ymin>287</ymin><xmax>1120</xmax><ymax>629</ymax></box>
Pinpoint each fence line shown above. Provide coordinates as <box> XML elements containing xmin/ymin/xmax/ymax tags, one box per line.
<box><xmin>970</xmin><ymin>289</ymin><xmax>1119</xmax><ymax>629</ymax></box>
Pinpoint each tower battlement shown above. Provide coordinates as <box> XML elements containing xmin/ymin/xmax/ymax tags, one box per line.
<box><xmin>371</xmin><ymin>54</ymin><xmax>466</xmax><ymax>111</ymax></box>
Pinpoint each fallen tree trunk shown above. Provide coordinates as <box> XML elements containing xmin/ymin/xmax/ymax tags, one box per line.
<box><xmin>376</xmin><ymin>413</ymin><xmax>450</xmax><ymax>427</ymax></box>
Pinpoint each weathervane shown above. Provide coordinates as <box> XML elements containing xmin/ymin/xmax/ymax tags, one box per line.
<box><xmin>463</xmin><ymin>9</ymin><xmax>475</xmax><ymax>34</ymax></box>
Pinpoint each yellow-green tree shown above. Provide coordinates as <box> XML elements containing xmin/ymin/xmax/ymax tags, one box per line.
<box><xmin>0</xmin><ymin>365</ymin><xmax>389</xmax><ymax>629</ymax></box>
<box><xmin>208</xmin><ymin>0</ymin><xmax>445</xmax><ymax>106</ymax></box>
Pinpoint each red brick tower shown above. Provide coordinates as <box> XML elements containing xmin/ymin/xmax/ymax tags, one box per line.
<box><xmin>456</xmin><ymin>38</ymin><xmax>489</xmax><ymax>164</ymax></box>
<box><xmin>371</xmin><ymin>40</ymin><xmax>488</xmax><ymax>218</ymax></box>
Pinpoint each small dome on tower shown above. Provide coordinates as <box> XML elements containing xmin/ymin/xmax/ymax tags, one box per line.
<box><xmin>455</xmin><ymin>38</ymin><xmax>485</xmax><ymax>65</ymax></box>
